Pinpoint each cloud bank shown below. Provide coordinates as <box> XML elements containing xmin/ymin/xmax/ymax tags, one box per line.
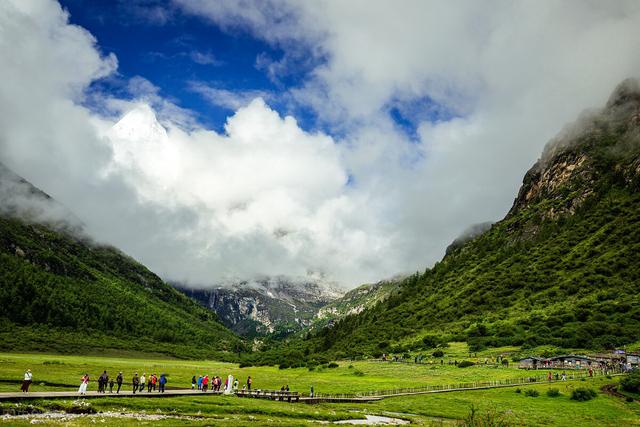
<box><xmin>1</xmin><ymin>0</ymin><xmax>640</xmax><ymax>288</ymax></box>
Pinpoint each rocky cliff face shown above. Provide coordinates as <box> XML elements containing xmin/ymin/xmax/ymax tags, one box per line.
<box><xmin>509</xmin><ymin>78</ymin><xmax>640</xmax><ymax>221</ymax></box>
<box><xmin>177</xmin><ymin>278</ymin><xmax>344</xmax><ymax>337</ymax></box>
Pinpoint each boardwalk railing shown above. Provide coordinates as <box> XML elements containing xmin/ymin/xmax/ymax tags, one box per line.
<box><xmin>313</xmin><ymin>369</ymin><xmax>622</xmax><ymax>399</ymax></box>
<box><xmin>236</xmin><ymin>389</ymin><xmax>300</xmax><ymax>402</ymax></box>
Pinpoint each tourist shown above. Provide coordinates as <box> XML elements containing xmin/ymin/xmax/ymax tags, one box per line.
<box><xmin>224</xmin><ymin>376</ymin><xmax>229</xmax><ymax>391</ymax></box>
<box><xmin>547</xmin><ymin>371</ymin><xmax>552</xmax><ymax>381</ymax></box>
<box><xmin>109</xmin><ymin>377</ymin><xmax>114</xmax><ymax>393</ymax></box>
<box><xmin>233</xmin><ymin>378</ymin><xmax>239</xmax><ymax>392</ymax></box>
<box><xmin>247</xmin><ymin>376</ymin><xmax>252</xmax><ymax>391</ymax></box>
<box><xmin>191</xmin><ymin>375</ymin><xmax>197</xmax><ymax>390</ymax></box>
<box><xmin>310</xmin><ymin>385</ymin><xmax>314</xmax><ymax>397</ymax></box>
<box><xmin>116</xmin><ymin>372</ymin><xmax>123</xmax><ymax>393</ymax></box>
<box><xmin>561</xmin><ymin>372</ymin><xmax>567</xmax><ymax>381</ymax></box>
<box><xmin>139</xmin><ymin>373</ymin><xmax>146</xmax><ymax>392</ymax></box>
<box><xmin>21</xmin><ymin>369</ymin><xmax>32</xmax><ymax>393</ymax></box>
<box><xmin>202</xmin><ymin>374</ymin><xmax>209</xmax><ymax>392</ymax></box>
<box><xmin>78</xmin><ymin>373</ymin><xmax>89</xmax><ymax>395</ymax></box>
<box><xmin>99</xmin><ymin>370</ymin><xmax>108</xmax><ymax>393</ymax></box>
<box><xmin>159</xmin><ymin>373</ymin><xmax>167</xmax><ymax>393</ymax></box>
<box><xmin>149</xmin><ymin>373</ymin><xmax>156</xmax><ymax>392</ymax></box>
<box><xmin>197</xmin><ymin>375</ymin><xmax>203</xmax><ymax>390</ymax></box>
<box><xmin>215</xmin><ymin>376</ymin><xmax>221</xmax><ymax>391</ymax></box>
<box><xmin>97</xmin><ymin>372</ymin><xmax>104</xmax><ymax>393</ymax></box>
<box><xmin>132</xmin><ymin>373</ymin><xmax>139</xmax><ymax>394</ymax></box>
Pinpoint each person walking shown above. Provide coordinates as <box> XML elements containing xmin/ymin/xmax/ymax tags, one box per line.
<box><xmin>158</xmin><ymin>373</ymin><xmax>167</xmax><ymax>393</ymax></box>
<box><xmin>233</xmin><ymin>378</ymin><xmax>238</xmax><ymax>392</ymax></box>
<box><xmin>202</xmin><ymin>375</ymin><xmax>209</xmax><ymax>392</ymax></box>
<box><xmin>191</xmin><ymin>375</ymin><xmax>197</xmax><ymax>390</ymax></box>
<box><xmin>21</xmin><ymin>369</ymin><xmax>32</xmax><ymax>393</ymax></box>
<box><xmin>116</xmin><ymin>372</ymin><xmax>123</xmax><ymax>394</ymax></box>
<box><xmin>247</xmin><ymin>376</ymin><xmax>252</xmax><ymax>392</ymax></box>
<box><xmin>148</xmin><ymin>374</ymin><xmax>156</xmax><ymax>392</ymax></box>
<box><xmin>197</xmin><ymin>375</ymin><xmax>203</xmax><ymax>390</ymax></box>
<box><xmin>78</xmin><ymin>374</ymin><xmax>89</xmax><ymax>395</ymax></box>
<box><xmin>310</xmin><ymin>385</ymin><xmax>314</xmax><ymax>398</ymax></box>
<box><xmin>99</xmin><ymin>371</ymin><xmax>108</xmax><ymax>393</ymax></box>
<box><xmin>109</xmin><ymin>377</ymin><xmax>115</xmax><ymax>393</ymax></box>
<box><xmin>132</xmin><ymin>373</ymin><xmax>139</xmax><ymax>394</ymax></box>
<box><xmin>139</xmin><ymin>373</ymin><xmax>146</xmax><ymax>392</ymax></box>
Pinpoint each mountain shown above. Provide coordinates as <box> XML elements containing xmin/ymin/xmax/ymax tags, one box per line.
<box><xmin>311</xmin><ymin>279</ymin><xmax>401</xmax><ymax>329</ymax></box>
<box><xmin>0</xmin><ymin>163</ymin><xmax>243</xmax><ymax>358</ymax></box>
<box><xmin>177</xmin><ymin>278</ymin><xmax>344</xmax><ymax>338</ymax></box>
<box><xmin>298</xmin><ymin>78</ymin><xmax>640</xmax><ymax>359</ymax></box>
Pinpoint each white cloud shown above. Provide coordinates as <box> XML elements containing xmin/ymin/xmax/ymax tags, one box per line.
<box><xmin>177</xmin><ymin>0</ymin><xmax>640</xmax><ymax>276</ymax></box>
<box><xmin>189</xmin><ymin>82</ymin><xmax>271</xmax><ymax>110</ymax></box>
<box><xmin>2</xmin><ymin>0</ymin><xmax>640</xmax><ymax>289</ymax></box>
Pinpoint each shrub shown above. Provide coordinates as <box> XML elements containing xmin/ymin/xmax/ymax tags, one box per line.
<box><xmin>515</xmin><ymin>388</ymin><xmax>521</xmax><ymax>394</ymax></box>
<box><xmin>626</xmin><ymin>397</ymin><xmax>634</xmax><ymax>403</ymax></box>
<box><xmin>620</xmin><ymin>371</ymin><xmax>640</xmax><ymax>393</ymax></box>
<box><xmin>458</xmin><ymin>360</ymin><xmax>475</xmax><ymax>368</ymax></box>
<box><xmin>546</xmin><ymin>388</ymin><xmax>560</xmax><ymax>397</ymax></box>
<box><xmin>353</xmin><ymin>370</ymin><xmax>365</xmax><ymax>377</ymax></box>
<box><xmin>524</xmin><ymin>389</ymin><xmax>539</xmax><ymax>397</ymax></box>
<box><xmin>327</xmin><ymin>362</ymin><xmax>339</xmax><ymax>369</ymax></box>
<box><xmin>432</xmin><ymin>350</ymin><xmax>444</xmax><ymax>358</ymax></box>
<box><xmin>571</xmin><ymin>388</ymin><xmax>597</xmax><ymax>401</ymax></box>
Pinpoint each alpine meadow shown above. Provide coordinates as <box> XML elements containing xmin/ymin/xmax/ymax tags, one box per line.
<box><xmin>1</xmin><ymin>1</ymin><xmax>640</xmax><ymax>426</ymax></box>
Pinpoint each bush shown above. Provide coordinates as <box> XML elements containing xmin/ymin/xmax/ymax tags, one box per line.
<box><xmin>571</xmin><ymin>388</ymin><xmax>597</xmax><ymax>401</ymax></box>
<box><xmin>546</xmin><ymin>388</ymin><xmax>560</xmax><ymax>397</ymax></box>
<box><xmin>515</xmin><ymin>388</ymin><xmax>521</xmax><ymax>394</ymax></box>
<box><xmin>620</xmin><ymin>371</ymin><xmax>640</xmax><ymax>393</ymax></box>
<box><xmin>458</xmin><ymin>360</ymin><xmax>475</xmax><ymax>368</ymax></box>
<box><xmin>626</xmin><ymin>397</ymin><xmax>634</xmax><ymax>403</ymax></box>
<box><xmin>327</xmin><ymin>362</ymin><xmax>339</xmax><ymax>368</ymax></box>
<box><xmin>353</xmin><ymin>370</ymin><xmax>365</xmax><ymax>377</ymax></box>
<box><xmin>432</xmin><ymin>350</ymin><xmax>444</xmax><ymax>358</ymax></box>
<box><xmin>524</xmin><ymin>389</ymin><xmax>539</xmax><ymax>397</ymax></box>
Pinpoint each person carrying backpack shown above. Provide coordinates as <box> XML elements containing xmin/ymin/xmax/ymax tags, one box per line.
<box><xmin>116</xmin><ymin>372</ymin><xmax>123</xmax><ymax>394</ymax></box>
<box><xmin>132</xmin><ymin>373</ymin><xmax>139</xmax><ymax>394</ymax></box>
<box><xmin>159</xmin><ymin>374</ymin><xmax>167</xmax><ymax>393</ymax></box>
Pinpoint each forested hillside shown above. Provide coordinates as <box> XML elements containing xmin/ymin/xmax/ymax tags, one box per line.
<box><xmin>286</xmin><ymin>79</ymin><xmax>640</xmax><ymax>361</ymax></box>
<box><xmin>0</xmin><ymin>165</ymin><xmax>243</xmax><ymax>358</ymax></box>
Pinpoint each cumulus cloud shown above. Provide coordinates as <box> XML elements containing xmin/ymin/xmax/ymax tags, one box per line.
<box><xmin>2</xmin><ymin>0</ymin><xmax>640</xmax><ymax>289</ymax></box>
<box><xmin>177</xmin><ymin>0</ymin><xmax>640</xmax><ymax>276</ymax></box>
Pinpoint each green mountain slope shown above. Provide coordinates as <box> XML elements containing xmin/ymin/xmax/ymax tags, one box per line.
<box><xmin>0</xmin><ymin>166</ymin><xmax>243</xmax><ymax>358</ymax></box>
<box><xmin>302</xmin><ymin>79</ymin><xmax>640</xmax><ymax>359</ymax></box>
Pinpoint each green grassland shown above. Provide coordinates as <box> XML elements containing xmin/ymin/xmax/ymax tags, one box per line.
<box><xmin>1</xmin><ymin>352</ymin><xmax>639</xmax><ymax>426</ymax></box>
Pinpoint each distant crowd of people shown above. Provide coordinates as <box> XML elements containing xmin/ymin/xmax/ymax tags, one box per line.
<box><xmin>192</xmin><ymin>374</ymin><xmax>252</xmax><ymax>393</ymax></box>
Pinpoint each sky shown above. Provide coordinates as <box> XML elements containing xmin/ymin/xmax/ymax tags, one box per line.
<box><xmin>1</xmin><ymin>0</ymin><xmax>640</xmax><ymax>289</ymax></box>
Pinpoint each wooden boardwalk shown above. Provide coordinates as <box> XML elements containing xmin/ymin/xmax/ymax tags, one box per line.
<box><xmin>0</xmin><ymin>374</ymin><xmax>616</xmax><ymax>404</ymax></box>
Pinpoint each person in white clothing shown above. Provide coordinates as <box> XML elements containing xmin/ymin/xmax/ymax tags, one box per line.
<box><xmin>21</xmin><ymin>369</ymin><xmax>32</xmax><ymax>392</ymax></box>
<box><xmin>78</xmin><ymin>374</ymin><xmax>89</xmax><ymax>395</ymax></box>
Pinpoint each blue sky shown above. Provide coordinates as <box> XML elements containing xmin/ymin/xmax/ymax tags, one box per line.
<box><xmin>60</xmin><ymin>0</ymin><xmax>321</xmax><ymax>133</ymax></box>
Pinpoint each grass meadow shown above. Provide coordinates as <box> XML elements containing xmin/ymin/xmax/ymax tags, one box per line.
<box><xmin>0</xmin><ymin>351</ymin><xmax>638</xmax><ymax>426</ymax></box>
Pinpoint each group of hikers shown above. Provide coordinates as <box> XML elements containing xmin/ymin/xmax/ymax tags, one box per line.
<box><xmin>78</xmin><ymin>371</ymin><xmax>168</xmax><ymax>395</ymax></box>
<box><xmin>192</xmin><ymin>374</ymin><xmax>252</xmax><ymax>393</ymax></box>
